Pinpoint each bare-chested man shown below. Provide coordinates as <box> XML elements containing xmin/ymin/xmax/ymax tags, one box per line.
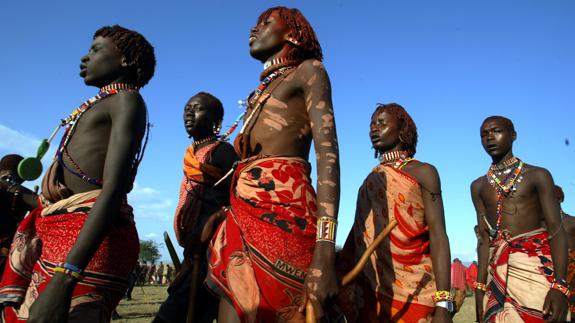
<box><xmin>471</xmin><ymin>116</ymin><xmax>569</xmax><ymax>322</ymax></box>
<box><xmin>206</xmin><ymin>6</ymin><xmax>340</xmax><ymax>322</ymax></box>
<box><xmin>0</xmin><ymin>25</ymin><xmax>155</xmax><ymax>322</ymax></box>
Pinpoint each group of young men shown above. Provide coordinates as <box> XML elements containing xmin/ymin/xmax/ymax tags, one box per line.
<box><xmin>0</xmin><ymin>5</ymin><xmax>572</xmax><ymax>323</ymax></box>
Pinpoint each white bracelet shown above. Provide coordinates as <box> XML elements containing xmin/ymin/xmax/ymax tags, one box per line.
<box><xmin>435</xmin><ymin>300</ymin><xmax>454</xmax><ymax>313</ymax></box>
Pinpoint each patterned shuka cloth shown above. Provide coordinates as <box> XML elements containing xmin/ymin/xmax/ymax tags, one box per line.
<box><xmin>207</xmin><ymin>156</ymin><xmax>318</xmax><ymax>323</ymax></box>
<box><xmin>0</xmin><ymin>190</ymin><xmax>139</xmax><ymax>322</ymax></box>
<box><xmin>483</xmin><ymin>228</ymin><xmax>570</xmax><ymax>322</ymax></box>
<box><xmin>174</xmin><ymin>141</ymin><xmax>223</xmax><ymax>247</ymax></box>
<box><xmin>337</xmin><ymin>164</ymin><xmax>436</xmax><ymax>323</ymax></box>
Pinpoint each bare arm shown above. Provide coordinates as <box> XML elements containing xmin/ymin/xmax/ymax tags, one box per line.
<box><xmin>27</xmin><ymin>92</ymin><xmax>146</xmax><ymax>323</ymax></box>
<box><xmin>537</xmin><ymin>169</ymin><xmax>567</xmax><ymax>281</ymax></box>
<box><xmin>416</xmin><ymin>163</ymin><xmax>452</xmax><ymax>320</ymax></box>
<box><xmin>303</xmin><ymin>59</ymin><xmax>340</xmax><ymax>224</ymax></box>
<box><xmin>535</xmin><ymin>168</ymin><xmax>569</xmax><ymax>321</ymax></box>
<box><xmin>471</xmin><ymin>178</ymin><xmax>489</xmax><ymax>320</ymax></box>
<box><xmin>64</xmin><ymin>92</ymin><xmax>146</xmax><ymax>269</ymax></box>
<box><xmin>299</xmin><ymin>59</ymin><xmax>340</xmax><ymax>318</ymax></box>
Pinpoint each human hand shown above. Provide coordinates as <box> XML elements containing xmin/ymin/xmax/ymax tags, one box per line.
<box><xmin>27</xmin><ymin>274</ymin><xmax>75</xmax><ymax>323</ymax></box>
<box><xmin>298</xmin><ymin>241</ymin><xmax>338</xmax><ymax>320</ymax></box>
<box><xmin>542</xmin><ymin>288</ymin><xmax>569</xmax><ymax>322</ymax></box>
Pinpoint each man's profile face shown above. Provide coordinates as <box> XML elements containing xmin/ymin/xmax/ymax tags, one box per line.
<box><xmin>80</xmin><ymin>36</ymin><xmax>125</xmax><ymax>87</ymax></box>
<box><xmin>480</xmin><ymin>119</ymin><xmax>515</xmax><ymax>159</ymax></box>
<box><xmin>249</xmin><ymin>10</ymin><xmax>291</xmax><ymax>62</ymax></box>
<box><xmin>370</xmin><ymin>110</ymin><xmax>402</xmax><ymax>154</ymax></box>
<box><xmin>183</xmin><ymin>96</ymin><xmax>214</xmax><ymax>138</ymax></box>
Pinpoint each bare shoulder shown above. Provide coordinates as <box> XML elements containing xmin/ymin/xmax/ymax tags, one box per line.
<box><xmin>103</xmin><ymin>91</ymin><xmax>146</xmax><ymax>116</ymax></box>
<box><xmin>408</xmin><ymin>161</ymin><xmax>440</xmax><ymax>189</ymax></box>
<box><xmin>523</xmin><ymin>163</ymin><xmax>553</xmax><ymax>183</ymax></box>
<box><xmin>295</xmin><ymin>59</ymin><xmax>329</xmax><ymax>80</ymax></box>
<box><xmin>471</xmin><ymin>175</ymin><xmax>486</xmax><ymax>193</ymax></box>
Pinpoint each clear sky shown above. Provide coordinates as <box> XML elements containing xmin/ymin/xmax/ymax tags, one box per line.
<box><xmin>1</xmin><ymin>1</ymin><xmax>574</xmax><ymax>263</ymax></box>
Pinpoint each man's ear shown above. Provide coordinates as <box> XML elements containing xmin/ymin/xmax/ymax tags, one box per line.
<box><xmin>512</xmin><ymin>131</ymin><xmax>517</xmax><ymax>141</ymax></box>
<box><xmin>121</xmin><ymin>56</ymin><xmax>129</xmax><ymax>67</ymax></box>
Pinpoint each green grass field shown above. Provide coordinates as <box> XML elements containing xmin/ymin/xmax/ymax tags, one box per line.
<box><xmin>113</xmin><ymin>285</ymin><xmax>478</xmax><ymax>322</ymax></box>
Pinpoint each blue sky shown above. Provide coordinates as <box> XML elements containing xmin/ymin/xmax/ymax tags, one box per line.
<box><xmin>1</xmin><ymin>1</ymin><xmax>574</xmax><ymax>263</ymax></box>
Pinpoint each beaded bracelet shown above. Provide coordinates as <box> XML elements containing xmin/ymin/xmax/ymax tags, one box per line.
<box><xmin>473</xmin><ymin>281</ymin><xmax>488</xmax><ymax>292</ymax></box>
<box><xmin>54</xmin><ymin>262</ymin><xmax>84</xmax><ymax>280</ymax></box>
<box><xmin>550</xmin><ymin>279</ymin><xmax>571</xmax><ymax>298</ymax></box>
<box><xmin>316</xmin><ymin>216</ymin><xmax>337</xmax><ymax>243</ymax></box>
<box><xmin>432</xmin><ymin>290</ymin><xmax>454</xmax><ymax>303</ymax></box>
<box><xmin>53</xmin><ymin>266</ymin><xmax>84</xmax><ymax>281</ymax></box>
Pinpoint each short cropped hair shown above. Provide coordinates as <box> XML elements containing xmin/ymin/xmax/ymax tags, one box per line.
<box><xmin>482</xmin><ymin>115</ymin><xmax>515</xmax><ymax>133</ymax></box>
<box><xmin>192</xmin><ymin>92</ymin><xmax>224</xmax><ymax>123</ymax></box>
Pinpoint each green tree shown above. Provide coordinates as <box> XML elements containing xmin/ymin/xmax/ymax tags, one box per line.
<box><xmin>139</xmin><ymin>239</ymin><xmax>162</xmax><ymax>264</ymax></box>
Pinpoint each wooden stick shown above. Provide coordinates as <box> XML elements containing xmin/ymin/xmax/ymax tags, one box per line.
<box><xmin>164</xmin><ymin>231</ymin><xmax>182</xmax><ymax>273</ymax></box>
<box><xmin>305</xmin><ymin>219</ymin><xmax>398</xmax><ymax>323</ymax></box>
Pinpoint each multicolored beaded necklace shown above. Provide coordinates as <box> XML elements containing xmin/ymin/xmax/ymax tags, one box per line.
<box><xmin>56</xmin><ymin>83</ymin><xmax>139</xmax><ymax>186</ymax></box>
<box><xmin>379</xmin><ymin>150</ymin><xmax>413</xmax><ymax>169</ymax></box>
<box><xmin>239</xmin><ymin>66</ymin><xmax>295</xmax><ymax>135</ymax></box>
<box><xmin>217</xmin><ymin>60</ymin><xmax>297</xmax><ymax>142</ymax></box>
<box><xmin>260</xmin><ymin>57</ymin><xmax>298</xmax><ymax>81</ymax></box>
<box><xmin>486</xmin><ymin>156</ymin><xmax>525</xmax><ymax>238</ymax></box>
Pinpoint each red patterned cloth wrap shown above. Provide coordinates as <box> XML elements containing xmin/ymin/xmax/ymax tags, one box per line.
<box><xmin>483</xmin><ymin>228</ymin><xmax>570</xmax><ymax>322</ymax></box>
<box><xmin>0</xmin><ymin>190</ymin><xmax>139</xmax><ymax>322</ymax></box>
<box><xmin>207</xmin><ymin>156</ymin><xmax>318</xmax><ymax>323</ymax></box>
<box><xmin>174</xmin><ymin>141</ymin><xmax>222</xmax><ymax>246</ymax></box>
<box><xmin>337</xmin><ymin>165</ymin><xmax>436</xmax><ymax>323</ymax></box>
<box><xmin>568</xmin><ymin>249</ymin><xmax>575</xmax><ymax>315</ymax></box>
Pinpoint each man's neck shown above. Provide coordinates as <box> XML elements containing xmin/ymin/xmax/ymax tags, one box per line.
<box><xmin>490</xmin><ymin>151</ymin><xmax>514</xmax><ymax>168</ymax></box>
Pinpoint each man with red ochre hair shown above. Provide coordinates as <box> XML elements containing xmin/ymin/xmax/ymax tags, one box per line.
<box><xmin>206</xmin><ymin>6</ymin><xmax>341</xmax><ymax>323</ymax></box>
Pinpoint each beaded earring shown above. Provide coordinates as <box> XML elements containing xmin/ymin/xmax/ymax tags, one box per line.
<box><xmin>213</xmin><ymin>121</ymin><xmax>222</xmax><ymax>135</ymax></box>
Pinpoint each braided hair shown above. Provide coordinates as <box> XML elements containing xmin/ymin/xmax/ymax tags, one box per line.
<box><xmin>257</xmin><ymin>7</ymin><xmax>323</xmax><ymax>62</ymax></box>
<box><xmin>373</xmin><ymin>103</ymin><xmax>418</xmax><ymax>158</ymax></box>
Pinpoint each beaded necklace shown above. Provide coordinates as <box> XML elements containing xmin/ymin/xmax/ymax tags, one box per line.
<box><xmin>218</xmin><ymin>61</ymin><xmax>297</xmax><ymax>142</ymax></box>
<box><xmin>56</xmin><ymin>83</ymin><xmax>139</xmax><ymax>186</ymax></box>
<box><xmin>191</xmin><ymin>135</ymin><xmax>218</xmax><ymax>150</ymax></box>
<box><xmin>379</xmin><ymin>150</ymin><xmax>413</xmax><ymax>169</ymax></box>
<box><xmin>260</xmin><ymin>58</ymin><xmax>298</xmax><ymax>81</ymax></box>
<box><xmin>239</xmin><ymin>66</ymin><xmax>295</xmax><ymax>135</ymax></box>
<box><xmin>486</xmin><ymin>157</ymin><xmax>525</xmax><ymax>238</ymax></box>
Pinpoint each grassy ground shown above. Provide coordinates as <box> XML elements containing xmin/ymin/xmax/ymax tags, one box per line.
<box><xmin>114</xmin><ymin>285</ymin><xmax>478</xmax><ymax>322</ymax></box>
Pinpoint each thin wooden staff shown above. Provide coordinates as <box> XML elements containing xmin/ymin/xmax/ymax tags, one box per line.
<box><xmin>305</xmin><ymin>218</ymin><xmax>398</xmax><ymax>323</ymax></box>
<box><xmin>164</xmin><ymin>231</ymin><xmax>182</xmax><ymax>273</ymax></box>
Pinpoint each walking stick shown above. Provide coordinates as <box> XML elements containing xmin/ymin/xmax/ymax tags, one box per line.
<box><xmin>305</xmin><ymin>218</ymin><xmax>398</xmax><ymax>323</ymax></box>
<box><xmin>164</xmin><ymin>231</ymin><xmax>182</xmax><ymax>273</ymax></box>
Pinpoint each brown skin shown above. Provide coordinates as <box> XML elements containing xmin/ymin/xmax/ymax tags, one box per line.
<box><xmin>471</xmin><ymin>118</ymin><xmax>568</xmax><ymax>322</ymax></box>
<box><xmin>555</xmin><ymin>187</ymin><xmax>575</xmax><ymax>295</ymax></box>
<box><xmin>218</xmin><ymin>9</ymin><xmax>340</xmax><ymax>322</ymax></box>
<box><xmin>0</xmin><ymin>170</ymin><xmax>38</xmax><ymax>210</ymax></box>
<box><xmin>26</xmin><ymin>36</ymin><xmax>148</xmax><ymax>323</ymax></box>
<box><xmin>370</xmin><ymin>110</ymin><xmax>452</xmax><ymax>322</ymax></box>
<box><xmin>182</xmin><ymin>94</ymin><xmax>237</xmax><ymax>254</ymax></box>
